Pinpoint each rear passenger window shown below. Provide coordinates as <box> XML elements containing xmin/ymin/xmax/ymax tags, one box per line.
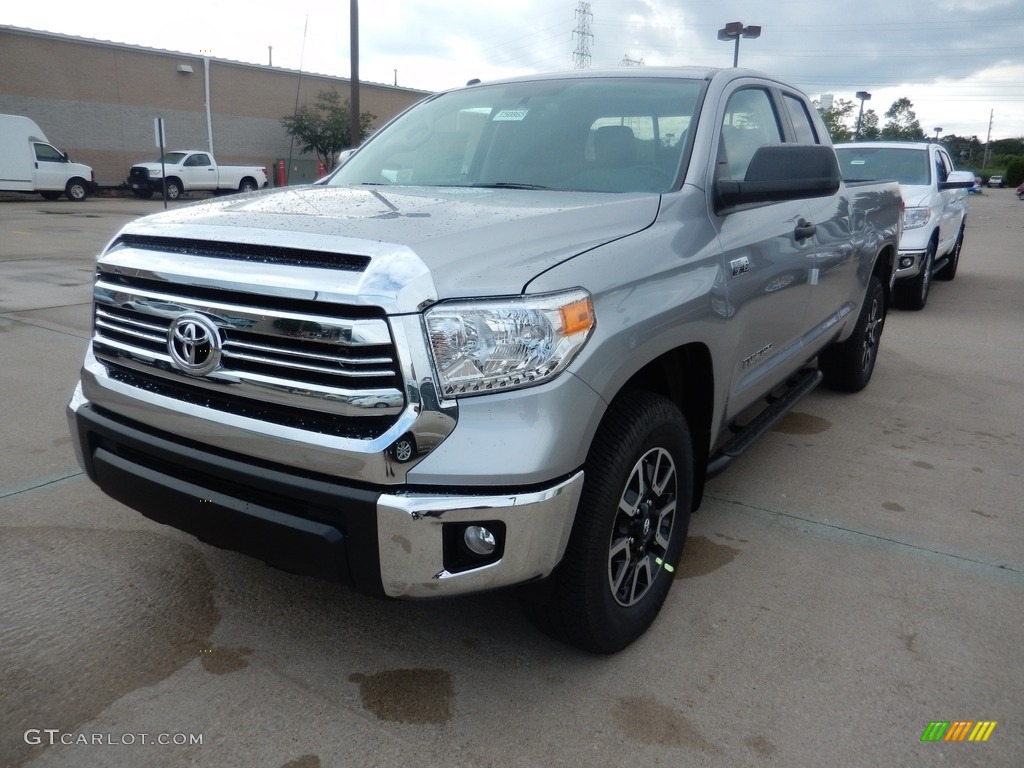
<box><xmin>718</xmin><ymin>88</ymin><xmax>783</xmax><ymax>181</ymax></box>
<box><xmin>783</xmin><ymin>94</ymin><xmax>818</xmax><ymax>143</ymax></box>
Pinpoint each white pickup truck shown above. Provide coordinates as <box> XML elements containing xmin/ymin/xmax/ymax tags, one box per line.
<box><xmin>834</xmin><ymin>142</ymin><xmax>974</xmax><ymax>310</ymax></box>
<box><xmin>127</xmin><ymin>151</ymin><xmax>267</xmax><ymax>200</ymax></box>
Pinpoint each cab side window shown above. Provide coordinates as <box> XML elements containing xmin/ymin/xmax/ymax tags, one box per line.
<box><xmin>935</xmin><ymin>151</ymin><xmax>951</xmax><ymax>184</ymax></box>
<box><xmin>34</xmin><ymin>143</ymin><xmax>64</xmax><ymax>162</ymax></box>
<box><xmin>717</xmin><ymin>89</ymin><xmax>783</xmax><ymax>182</ymax></box>
<box><xmin>783</xmin><ymin>94</ymin><xmax>819</xmax><ymax>143</ymax></box>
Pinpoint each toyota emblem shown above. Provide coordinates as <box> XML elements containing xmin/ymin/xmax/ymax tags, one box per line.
<box><xmin>167</xmin><ymin>313</ymin><xmax>222</xmax><ymax>376</ymax></box>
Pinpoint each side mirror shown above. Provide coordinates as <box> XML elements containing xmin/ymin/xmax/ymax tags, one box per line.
<box><xmin>939</xmin><ymin>170</ymin><xmax>976</xmax><ymax>191</ymax></box>
<box><xmin>715</xmin><ymin>144</ymin><xmax>841</xmax><ymax>210</ymax></box>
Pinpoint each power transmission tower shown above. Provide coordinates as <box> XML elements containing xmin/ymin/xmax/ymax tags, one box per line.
<box><xmin>572</xmin><ymin>2</ymin><xmax>593</xmax><ymax>69</ymax></box>
<box><xmin>621</xmin><ymin>54</ymin><xmax>644</xmax><ymax>66</ymax></box>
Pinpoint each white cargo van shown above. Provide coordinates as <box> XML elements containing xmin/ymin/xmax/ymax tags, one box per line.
<box><xmin>0</xmin><ymin>114</ymin><xmax>96</xmax><ymax>201</ymax></box>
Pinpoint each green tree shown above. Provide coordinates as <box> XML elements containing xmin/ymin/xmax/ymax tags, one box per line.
<box><xmin>859</xmin><ymin>109</ymin><xmax>880</xmax><ymax>140</ymax></box>
<box><xmin>817</xmin><ymin>98</ymin><xmax>855</xmax><ymax>143</ymax></box>
<box><xmin>281</xmin><ymin>89</ymin><xmax>376</xmax><ymax>172</ymax></box>
<box><xmin>880</xmin><ymin>97</ymin><xmax>924</xmax><ymax>140</ymax></box>
<box><xmin>1004</xmin><ymin>157</ymin><xmax>1024</xmax><ymax>187</ymax></box>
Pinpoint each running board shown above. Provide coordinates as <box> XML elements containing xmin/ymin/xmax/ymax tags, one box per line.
<box><xmin>706</xmin><ymin>368</ymin><xmax>823</xmax><ymax>479</ymax></box>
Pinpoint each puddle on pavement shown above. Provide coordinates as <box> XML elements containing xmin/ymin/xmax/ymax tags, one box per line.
<box><xmin>744</xmin><ymin>734</ymin><xmax>778</xmax><ymax>756</ymax></box>
<box><xmin>613</xmin><ymin>696</ymin><xmax>722</xmax><ymax>753</ymax></box>
<box><xmin>1</xmin><ymin>527</ymin><xmax>219</xmax><ymax>766</ymax></box>
<box><xmin>348</xmin><ymin>669</ymin><xmax>453</xmax><ymax>724</ymax></box>
<box><xmin>770</xmin><ymin>411</ymin><xmax>832</xmax><ymax>435</ymax></box>
<box><xmin>912</xmin><ymin>460</ymin><xmax>935</xmax><ymax>470</ymax></box>
<box><xmin>675</xmin><ymin>536</ymin><xmax>740</xmax><ymax>579</ymax></box>
<box><xmin>882</xmin><ymin>502</ymin><xmax>905</xmax><ymax>512</ymax></box>
<box><xmin>280</xmin><ymin>756</ymin><xmax>321</xmax><ymax>768</ymax></box>
<box><xmin>200</xmin><ymin>645</ymin><xmax>253</xmax><ymax>675</ymax></box>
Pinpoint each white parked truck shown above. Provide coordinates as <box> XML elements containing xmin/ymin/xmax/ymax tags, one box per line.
<box><xmin>834</xmin><ymin>142</ymin><xmax>974</xmax><ymax>310</ymax></box>
<box><xmin>0</xmin><ymin>114</ymin><xmax>96</xmax><ymax>201</ymax></box>
<box><xmin>127</xmin><ymin>150</ymin><xmax>268</xmax><ymax>200</ymax></box>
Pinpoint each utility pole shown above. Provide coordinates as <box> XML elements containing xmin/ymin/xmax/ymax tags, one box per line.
<box><xmin>572</xmin><ymin>2</ymin><xmax>593</xmax><ymax>70</ymax></box>
<box><xmin>982</xmin><ymin>109</ymin><xmax>994</xmax><ymax>169</ymax></box>
<box><xmin>350</xmin><ymin>0</ymin><xmax>360</xmax><ymax>149</ymax></box>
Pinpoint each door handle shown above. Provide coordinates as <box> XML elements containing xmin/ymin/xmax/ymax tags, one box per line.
<box><xmin>794</xmin><ymin>218</ymin><xmax>816</xmax><ymax>241</ymax></box>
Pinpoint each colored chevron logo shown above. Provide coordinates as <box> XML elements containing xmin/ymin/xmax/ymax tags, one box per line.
<box><xmin>921</xmin><ymin>721</ymin><xmax>997</xmax><ymax>742</ymax></box>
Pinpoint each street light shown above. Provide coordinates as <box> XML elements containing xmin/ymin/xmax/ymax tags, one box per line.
<box><xmin>717</xmin><ymin>22</ymin><xmax>761</xmax><ymax>68</ymax></box>
<box><xmin>855</xmin><ymin>90</ymin><xmax>872</xmax><ymax>141</ymax></box>
<box><xmin>934</xmin><ymin>127</ymin><xmax>942</xmax><ymax>141</ymax></box>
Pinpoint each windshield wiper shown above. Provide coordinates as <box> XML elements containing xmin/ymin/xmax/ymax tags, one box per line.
<box><xmin>467</xmin><ymin>182</ymin><xmax>550</xmax><ymax>190</ymax></box>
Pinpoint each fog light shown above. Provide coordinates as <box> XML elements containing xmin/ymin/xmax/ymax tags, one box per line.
<box><xmin>900</xmin><ymin>256</ymin><xmax>914</xmax><ymax>269</ymax></box>
<box><xmin>463</xmin><ymin>525</ymin><xmax>497</xmax><ymax>555</ymax></box>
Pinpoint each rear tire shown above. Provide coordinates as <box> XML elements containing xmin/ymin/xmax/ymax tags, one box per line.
<box><xmin>238</xmin><ymin>177</ymin><xmax>258</xmax><ymax>193</ymax></box>
<box><xmin>819</xmin><ymin>275</ymin><xmax>885</xmax><ymax>393</ymax></box>
<box><xmin>520</xmin><ymin>391</ymin><xmax>693</xmax><ymax>654</ymax></box>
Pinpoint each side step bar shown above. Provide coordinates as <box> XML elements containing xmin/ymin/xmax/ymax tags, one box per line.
<box><xmin>706</xmin><ymin>368</ymin><xmax>823</xmax><ymax>479</ymax></box>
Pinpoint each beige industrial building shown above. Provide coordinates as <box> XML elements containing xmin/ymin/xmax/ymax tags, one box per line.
<box><xmin>0</xmin><ymin>25</ymin><xmax>430</xmax><ymax>187</ymax></box>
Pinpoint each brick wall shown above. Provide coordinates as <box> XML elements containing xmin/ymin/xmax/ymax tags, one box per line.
<box><xmin>0</xmin><ymin>26</ymin><xmax>429</xmax><ymax>186</ymax></box>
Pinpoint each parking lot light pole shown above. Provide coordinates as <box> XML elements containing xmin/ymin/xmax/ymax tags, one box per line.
<box><xmin>934</xmin><ymin>127</ymin><xmax>942</xmax><ymax>141</ymax></box>
<box><xmin>718</xmin><ymin>22</ymin><xmax>761</xmax><ymax>68</ymax></box>
<box><xmin>855</xmin><ymin>91</ymin><xmax>872</xmax><ymax>140</ymax></box>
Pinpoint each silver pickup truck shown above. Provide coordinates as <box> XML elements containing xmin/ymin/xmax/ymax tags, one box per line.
<box><xmin>68</xmin><ymin>68</ymin><xmax>901</xmax><ymax>653</ymax></box>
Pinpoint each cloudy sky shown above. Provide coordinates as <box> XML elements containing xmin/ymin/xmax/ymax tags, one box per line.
<box><xmin>4</xmin><ymin>0</ymin><xmax>1023</xmax><ymax>141</ymax></box>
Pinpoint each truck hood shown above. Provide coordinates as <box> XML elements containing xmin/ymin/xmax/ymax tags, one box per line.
<box><xmin>898</xmin><ymin>184</ymin><xmax>933</xmax><ymax>209</ymax></box>
<box><xmin>118</xmin><ymin>185</ymin><xmax>660</xmax><ymax>305</ymax></box>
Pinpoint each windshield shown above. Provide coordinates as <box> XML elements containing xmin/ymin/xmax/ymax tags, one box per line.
<box><xmin>834</xmin><ymin>147</ymin><xmax>931</xmax><ymax>186</ymax></box>
<box><xmin>329</xmin><ymin>77</ymin><xmax>704</xmax><ymax>194</ymax></box>
<box><xmin>149</xmin><ymin>152</ymin><xmax>188</xmax><ymax>164</ymax></box>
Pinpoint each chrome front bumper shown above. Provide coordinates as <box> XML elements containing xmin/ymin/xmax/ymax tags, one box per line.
<box><xmin>895</xmin><ymin>249</ymin><xmax>926</xmax><ymax>279</ymax></box>
<box><xmin>377</xmin><ymin>472</ymin><xmax>583</xmax><ymax>598</ymax></box>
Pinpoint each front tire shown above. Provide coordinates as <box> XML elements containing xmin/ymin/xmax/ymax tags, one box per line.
<box><xmin>65</xmin><ymin>178</ymin><xmax>88</xmax><ymax>202</ymax></box>
<box><xmin>895</xmin><ymin>239</ymin><xmax>934</xmax><ymax>310</ymax></box>
<box><xmin>520</xmin><ymin>391</ymin><xmax>693</xmax><ymax>654</ymax></box>
<box><xmin>935</xmin><ymin>226</ymin><xmax>964</xmax><ymax>281</ymax></box>
<box><xmin>819</xmin><ymin>275</ymin><xmax>885</xmax><ymax>393</ymax></box>
<box><xmin>164</xmin><ymin>179</ymin><xmax>183</xmax><ymax>200</ymax></box>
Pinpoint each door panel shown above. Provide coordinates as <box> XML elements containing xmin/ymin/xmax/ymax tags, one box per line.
<box><xmin>713</xmin><ymin>87</ymin><xmax>814</xmax><ymax>417</ymax></box>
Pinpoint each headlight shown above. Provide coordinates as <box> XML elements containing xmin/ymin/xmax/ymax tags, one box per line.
<box><xmin>424</xmin><ymin>289</ymin><xmax>595</xmax><ymax>397</ymax></box>
<box><xmin>902</xmin><ymin>206</ymin><xmax>930</xmax><ymax>230</ymax></box>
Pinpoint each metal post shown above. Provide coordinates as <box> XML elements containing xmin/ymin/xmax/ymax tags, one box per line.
<box><xmin>350</xmin><ymin>0</ymin><xmax>361</xmax><ymax>150</ymax></box>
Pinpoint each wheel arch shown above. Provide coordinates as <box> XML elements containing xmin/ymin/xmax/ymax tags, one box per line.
<box><xmin>872</xmin><ymin>242</ymin><xmax>897</xmax><ymax>309</ymax></box>
<box><xmin>614</xmin><ymin>342</ymin><xmax>714</xmax><ymax>510</ymax></box>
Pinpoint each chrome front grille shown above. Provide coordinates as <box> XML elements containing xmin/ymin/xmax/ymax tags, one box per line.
<box><xmin>91</xmin><ymin>271</ymin><xmax>406</xmax><ymax>431</ymax></box>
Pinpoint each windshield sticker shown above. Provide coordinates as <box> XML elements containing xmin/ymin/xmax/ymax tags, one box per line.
<box><xmin>493</xmin><ymin>109</ymin><xmax>529</xmax><ymax>122</ymax></box>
